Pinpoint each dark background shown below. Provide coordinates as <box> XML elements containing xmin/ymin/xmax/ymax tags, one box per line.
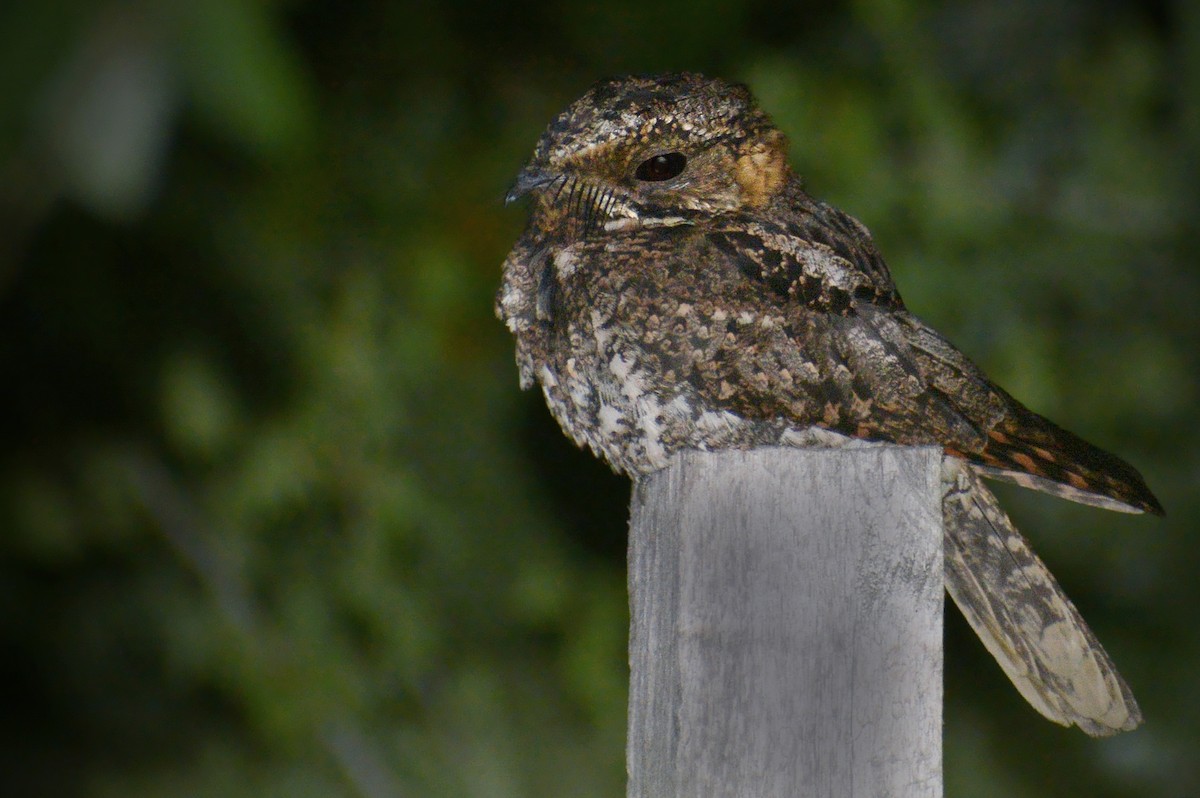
<box><xmin>2</xmin><ymin>0</ymin><xmax>1197</xmax><ymax>795</ymax></box>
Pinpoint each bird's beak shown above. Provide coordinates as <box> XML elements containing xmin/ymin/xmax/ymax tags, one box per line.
<box><xmin>505</xmin><ymin>166</ymin><xmax>558</xmax><ymax>205</ymax></box>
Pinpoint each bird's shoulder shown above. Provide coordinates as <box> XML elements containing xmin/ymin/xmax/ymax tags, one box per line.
<box><xmin>557</xmin><ymin>180</ymin><xmax>904</xmax><ymax>317</ymax></box>
<box><xmin>703</xmin><ymin>181</ymin><xmax>903</xmax><ymax>315</ymax></box>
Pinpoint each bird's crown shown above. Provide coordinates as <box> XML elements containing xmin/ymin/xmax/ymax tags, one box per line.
<box><xmin>509</xmin><ymin>73</ymin><xmax>790</xmax><ymax>227</ymax></box>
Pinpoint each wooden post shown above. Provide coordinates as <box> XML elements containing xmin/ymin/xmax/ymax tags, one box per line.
<box><xmin>627</xmin><ymin>446</ymin><xmax>943</xmax><ymax>798</ymax></box>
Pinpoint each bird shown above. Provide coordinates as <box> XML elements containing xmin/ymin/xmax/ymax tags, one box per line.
<box><xmin>496</xmin><ymin>72</ymin><xmax>1162</xmax><ymax>736</ymax></box>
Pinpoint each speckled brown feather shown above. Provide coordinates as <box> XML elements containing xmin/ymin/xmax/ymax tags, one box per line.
<box><xmin>498</xmin><ymin>72</ymin><xmax>1160</xmax><ymax>734</ymax></box>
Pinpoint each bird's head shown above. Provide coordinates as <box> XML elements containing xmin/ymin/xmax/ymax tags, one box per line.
<box><xmin>507</xmin><ymin>73</ymin><xmax>790</xmax><ymax>237</ymax></box>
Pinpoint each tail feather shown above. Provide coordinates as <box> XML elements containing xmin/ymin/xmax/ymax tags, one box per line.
<box><xmin>942</xmin><ymin>461</ymin><xmax>1142</xmax><ymax>736</ymax></box>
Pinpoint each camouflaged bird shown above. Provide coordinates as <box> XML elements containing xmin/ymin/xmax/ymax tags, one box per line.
<box><xmin>497</xmin><ymin>72</ymin><xmax>1163</xmax><ymax>736</ymax></box>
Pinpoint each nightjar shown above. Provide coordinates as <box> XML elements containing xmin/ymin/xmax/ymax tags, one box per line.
<box><xmin>497</xmin><ymin>72</ymin><xmax>1162</xmax><ymax>736</ymax></box>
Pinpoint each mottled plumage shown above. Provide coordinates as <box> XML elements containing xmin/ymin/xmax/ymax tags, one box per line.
<box><xmin>498</xmin><ymin>73</ymin><xmax>1162</xmax><ymax>735</ymax></box>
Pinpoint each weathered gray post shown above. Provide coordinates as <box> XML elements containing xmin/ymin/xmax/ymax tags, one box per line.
<box><xmin>627</xmin><ymin>446</ymin><xmax>943</xmax><ymax>798</ymax></box>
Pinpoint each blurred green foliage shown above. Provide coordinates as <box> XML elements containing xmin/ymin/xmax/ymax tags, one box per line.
<box><xmin>2</xmin><ymin>0</ymin><xmax>1198</xmax><ymax>795</ymax></box>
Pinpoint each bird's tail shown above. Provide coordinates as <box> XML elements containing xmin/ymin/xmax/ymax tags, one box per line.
<box><xmin>941</xmin><ymin>461</ymin><xmax>1142</xmax><ymax>736</ymax></box>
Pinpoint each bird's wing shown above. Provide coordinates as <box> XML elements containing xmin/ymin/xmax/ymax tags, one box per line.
<box><xmin>900</xmin><ymin>315</ymin><xmax>1163</xmax><ymax>515</ymax></box>
<box><xmin>701</xmin><ymin>215</ymin><xmax>1163</xmax><ymax>516</ymax></box>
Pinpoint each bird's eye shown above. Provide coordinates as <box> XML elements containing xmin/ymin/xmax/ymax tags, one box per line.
<box><xmin>635</xmin><ymin>152</ymin><xmax>687</xmax><ymax>182</ymax></box>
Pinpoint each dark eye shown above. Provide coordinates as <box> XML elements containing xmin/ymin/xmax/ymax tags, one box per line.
<box><xmin>635</xmin><ymin>152</ymin><xmax>687</xmax><ymax>182</ymax></box>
